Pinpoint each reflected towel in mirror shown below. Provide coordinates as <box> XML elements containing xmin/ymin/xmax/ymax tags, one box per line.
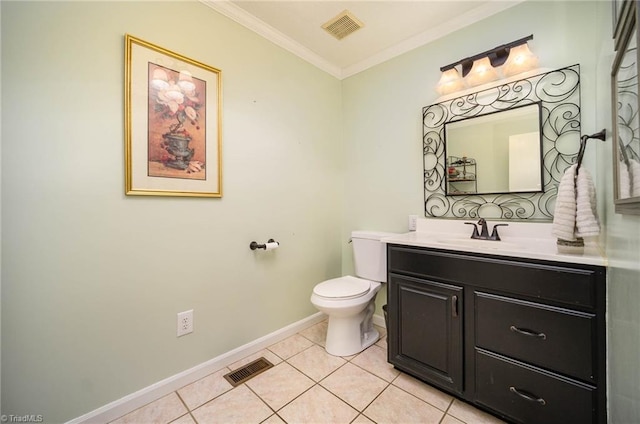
<box><xmin>619</xmin><ymin>160</ymin><xmax>631</xmax><ymax>198</ymax></box>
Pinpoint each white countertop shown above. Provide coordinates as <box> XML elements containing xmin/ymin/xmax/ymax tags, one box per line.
<box><xmin>381</xmin><ymin>219</ymin><xmax>607</xmax><ymax>267</ymax></box>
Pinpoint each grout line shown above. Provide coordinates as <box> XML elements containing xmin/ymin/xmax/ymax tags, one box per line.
<box><xmin>347</xmin><ymin>352</ymin><xmax>398</xmax><ymax>384</ymax></box>
<box><xmin>259</xmin><ymin>412</ymin><xmax>286</xmax><ymax>424</ymax></box>
<box><xmin>320</xmin><ymin>386</ymin><xmax>361</xmax><ymax>416</ymax></box>
<box><xmin>180</xmin><ymin>367</ymin><xmax>235</xmax><ymax>412</ymax></box>
<box><xmin>284</xmin><ymin>341</ymin><xmax>351</xmax><ymax>383</ymax></box>
<box><xmin>265</xmin><ymin>336</ymin><xmax>316</xmax><ymax>362</ymax></box>
<box><xmin>358</xmin><ymin>378</ymin><xmax>392</xmax><ymax>418</ymax></box>
<box><xmin>172</xmin><ymin>392</ymin><xmax>199</xmax><ymax>424</ymax></box>
<box><xmin>267</xmin><ymin>381</ymin><xmax>317</xmax><ymax>415</ymax></box>
<box><xmin>265</xmin><ymin>346</ymin><xmax>286</xmax><ymax>362</ymax></box>
<box><xmin>253</xmin><ymin>328</ymin><xmax>381</xmax><ymax>418</ymax></box>
<box><xmin>444</xmin><ymin>397</ymin><xmax>455</xmax><ymax>414</ymax></box>
<box><xmin>286</xmin><ymin>355</ymin><xmax>346</xmax><ymax>384</ymax></box>
<box><xmin>439</xmin><ymin>397</ymin><xmax>458</xmax><ymax>424</ymax></box>
<box><xmin>315</xmin><ymin>360</ymin><xmax>349</xmax><ymax>386</ymax></box>
<box><xmin>175</xmin><ymin>390</ymin><xmax>189</xmax><ymax>409</ymax></box>
<box><xmin>187</xmin><ymin>411</ymin><xmax>199</xmax><ymax>424</ymax></box>
<box><xmin>389</xmin><ymin>372</ymin><xmax>454</xmax><ymax>414</ymax></box>
<box><xmin>244</xmin><ymin>382</ymin><xmax>279</xmax><ymax>417</ymax></box>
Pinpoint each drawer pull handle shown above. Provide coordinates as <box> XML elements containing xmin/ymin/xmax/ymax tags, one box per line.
<box><xmin>452</xmin><ymin>295</ymin><xmax>458</xmax><ymax>317</ymax></box>
<box><xmin>509</xmin><ymin>386</ymin><xmax>547</xmax><ymax>406</ymax></box>
<box><xmin>509</xmin><ymin>325</ymin><xmax>546</xmax><ymax>340</ymax></box>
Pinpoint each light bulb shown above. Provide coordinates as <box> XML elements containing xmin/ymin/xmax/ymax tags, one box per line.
<box><xmin>502</xmin><ymin>43</ymin><xmax>538</xmax><ymax>77</ymax></box>
<box><xmin>465</xmin><ymin>57</ymin><xmax>499</xmax><ymax>87</ymax></box>
<box><xmin>436</xmin><ymin>68</ymin><xmax>465</xmax><ymax>96</ymax></box>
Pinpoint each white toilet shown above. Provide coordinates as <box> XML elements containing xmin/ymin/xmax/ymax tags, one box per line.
<box><xmin>310</xmin><ymin>230</ymin><xmax>395</xmax><ymax>357</ymax></box>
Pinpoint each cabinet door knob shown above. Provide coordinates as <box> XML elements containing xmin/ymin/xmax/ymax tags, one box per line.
<box><xmin>451</xmin><ymin>295</ymin><xmax>458</xmax><ymax>317</ymax></box>
<box><xmin>509</xmin><ymin>325</ymin><xmax>546</xmax><ymax>340</ymax></box>
<box><xmin>509</xmin><ymin>386</ymin><xmax>546</xmax><ymax>406</ymax></box>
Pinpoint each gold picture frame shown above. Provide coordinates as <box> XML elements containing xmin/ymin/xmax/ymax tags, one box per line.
<box><xmin>125</xmin><ymin>34</ymin><xmax>222</xmax><ymax>197</ymax></box>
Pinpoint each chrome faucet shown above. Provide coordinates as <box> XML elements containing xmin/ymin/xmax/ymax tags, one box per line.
<box><xmin>465</xmin><ymin>218</ymin><xmax>508</xmax><ymax>241</ymax></box>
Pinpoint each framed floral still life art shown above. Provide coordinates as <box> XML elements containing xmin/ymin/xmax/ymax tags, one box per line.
<box><xmin>125</xmin><ymin>34</ymin><xmax>222</xmax><ymax>197</ymax></box>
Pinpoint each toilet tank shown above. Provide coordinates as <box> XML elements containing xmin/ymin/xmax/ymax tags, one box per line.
<box><xmin>351</xmin><ymin>231</ymin><xmax>397</xmax><ymax>283</ymax></box>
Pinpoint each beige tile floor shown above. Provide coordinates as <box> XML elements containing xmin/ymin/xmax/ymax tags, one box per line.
<box><xmin>111</xmin><ymin>321</ymin><xmax>506</xmax><ymax>424</ymax></box>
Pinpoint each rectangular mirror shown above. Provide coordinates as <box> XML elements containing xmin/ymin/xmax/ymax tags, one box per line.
<box><xmin>612</xmin><ymin>0</ymin><xmax>640</xmax><ymax>215</ymax></box>
<box><xmin>444</xmin><ymin>103</ymin><xmax>542</xmax><ymax>196</ymax></box>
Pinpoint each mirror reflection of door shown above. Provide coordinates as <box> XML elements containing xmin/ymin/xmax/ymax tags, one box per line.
<box><xmin>508</xmin><ymin>132</ymin><xmax>542</xmax><ymax>192</ymax></box>
<box><xmin>444</xmin><ymin>103</ymin><xmax>542</xmax><ymax>195</ymax></box>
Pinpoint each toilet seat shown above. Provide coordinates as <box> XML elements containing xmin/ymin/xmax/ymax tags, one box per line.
<box><xmin>313</xmin><ymin>276</ymin><xmax>372</xmax><ymax>300</ymax></box>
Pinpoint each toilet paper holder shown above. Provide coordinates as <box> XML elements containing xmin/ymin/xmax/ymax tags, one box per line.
<box><xmin>250</xmin><ymin>239</ymin><xmax>279</xmax><ymax>250</ymax></box>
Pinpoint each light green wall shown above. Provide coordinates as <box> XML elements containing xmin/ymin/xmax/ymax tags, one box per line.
<box><xmin>4</xmin><ymin>1</ymin><xmax>640</xmax><ymax>422</ymax></box>
<box><xmin>1</xmin><ymin>1</ymin><xmax>343</xmax><ymax>421</ymax></box>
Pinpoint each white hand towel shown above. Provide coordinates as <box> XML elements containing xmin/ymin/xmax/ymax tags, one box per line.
<box><xmin>619</xmin><ymin>160</ymin><xmax>631</xmax><ymax>199</ymax></box>
<box><xmin>552</xmin><ymin>164</ymin><xmax>578</xmax><ymax>241</ymax></box>
<box><xmin>629</xmin><ymin>158</ymin><xmax>640</xmax><ymax>197</ymax></box>
<box><xmin>575</xmin><ymin>166</ymin><xmax>600</xmax><ymax>237</ymax></box>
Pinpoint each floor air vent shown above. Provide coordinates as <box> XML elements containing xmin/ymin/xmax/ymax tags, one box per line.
<box><xmin>322</xmin><ymin>10</ymin><xmax>364</xmax><ymax>40</ymax></box>
<box><xmin>223</xmin><ymin>357</ymin><xmax>274</xmax><ymax>387</ymax></box>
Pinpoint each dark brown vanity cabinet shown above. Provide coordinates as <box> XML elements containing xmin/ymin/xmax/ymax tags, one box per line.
<box><xmin>386</xmin><ymin>244</ymin><xmax>606</xmax><ymax>424</ymax></box>
<box><xmin>388</xmin><ymin>274</ymin><xmax>463</xmax><ymax>394</ymax></box>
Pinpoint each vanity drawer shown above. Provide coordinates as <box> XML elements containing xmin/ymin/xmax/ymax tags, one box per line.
<box><xmin>387</xmin><ymin>245</ymin><xmax>599</xmax><ymax>309</ymax></box>
<box><xmin>475</xmin><ymin>349</ymin><xmax>596</xmax><ymax>424</ymax></box>
<box><xmin>475</xmin><ymin>292</ymin><xmax>595</xmax><ymax>383</ymax></box>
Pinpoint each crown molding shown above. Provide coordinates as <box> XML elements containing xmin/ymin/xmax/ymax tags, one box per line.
<box><xmin>200</xmin><ymin>0</ymin><xmax>343</xmax><ymax>79</ymax></box>
<box><xmin>201</xmin><ymin>0</ymin><xmax>525</xmax><ymax>80</ymax></box>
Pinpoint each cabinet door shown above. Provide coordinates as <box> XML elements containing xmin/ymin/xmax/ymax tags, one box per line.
<box><xmin>388</xmin><ymin>273</ymin><xmax>463</xmax><ymax>393</ymax></box>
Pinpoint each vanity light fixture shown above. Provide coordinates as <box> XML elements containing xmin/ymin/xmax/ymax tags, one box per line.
<box><xmin>436</xmin><ymin>35</ymin><xmax>536</xmax><ymax>95</ymax></box>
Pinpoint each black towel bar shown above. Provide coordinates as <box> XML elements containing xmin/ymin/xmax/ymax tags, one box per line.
<box><xmin>576</xmin><ymin>129</ymin><xmax>606</xmax><ymax>176</ymax></box>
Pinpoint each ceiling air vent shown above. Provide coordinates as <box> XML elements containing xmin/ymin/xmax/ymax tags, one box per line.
<box><xmin>322</xmin><ymin>10</ymin><xmax>364</xmax><ymax>40</ymax></box>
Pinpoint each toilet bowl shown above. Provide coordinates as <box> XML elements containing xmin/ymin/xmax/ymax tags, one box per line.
<box><xmin>310</xmin><ymin>231</ymin><xmax>396</xmax><ymax>357</ymax></box>
<box><xmin>311</xmin><ymin>276</ymin><xmax>381</xmax><ymax>356</ymax></box>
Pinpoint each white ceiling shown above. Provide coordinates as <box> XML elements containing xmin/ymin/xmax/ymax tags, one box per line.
<box><xmin>201</xmin><ymin>0</ymin><xmax>525</xmax><ymax>79</ymax></box>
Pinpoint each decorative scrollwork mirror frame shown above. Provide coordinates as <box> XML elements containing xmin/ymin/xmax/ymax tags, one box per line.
<box><xmin>423</xmin><ymin>64</ymin><xmax>581</xmax><ymax>221</ymax></box>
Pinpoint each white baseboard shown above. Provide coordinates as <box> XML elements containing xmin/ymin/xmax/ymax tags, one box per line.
<box><xmin>67</xmin><ymin>312</ymin><xmax>327</xmax><ymax>424</ymax></box>
<box><xmin>373</xmin><ymin>312</ymin><xmax>386</xmax><ymax>329</ymax></box>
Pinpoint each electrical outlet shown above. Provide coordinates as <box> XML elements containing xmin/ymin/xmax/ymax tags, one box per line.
<box><xmin>408</xmin><ymin>214</ymin><xmax>418</xmax><ymax>231</ymax></box>
<box><xmin>177</xmin><ymin>310</ymin><xmax>194</xmax><ymax>337</ymax></box>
